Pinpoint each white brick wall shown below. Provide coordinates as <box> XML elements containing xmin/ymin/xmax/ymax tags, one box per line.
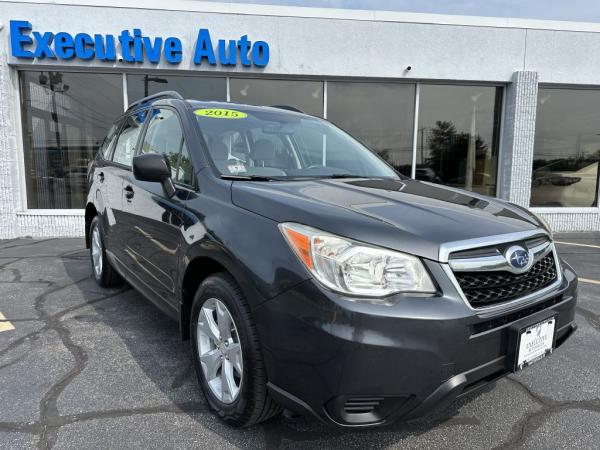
<box><xmin>0</xmin><ymin>50</ymin><xmax>19</xmax><ymax>239</ymax></box>
<box><xmin>16</xmin><ymin>212</ymin><xmax>85</xmax><ymax>238</ymax></box>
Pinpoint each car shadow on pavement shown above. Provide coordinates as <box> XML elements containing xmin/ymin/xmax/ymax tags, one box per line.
<box><xmin>62</xmin><ymin>247</ymin><xmax>493</xmax><ymax>449</ymax></box>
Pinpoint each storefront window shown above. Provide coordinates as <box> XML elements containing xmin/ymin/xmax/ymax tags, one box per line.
<box><xmin>531</xmin><ymin>88</ymin><xmax>600</xmax><ymax>207</ymax></box>
<box><xmin>20</xmin><ymin>71</ymin><xmax>123</xmax><ymax>209</ymax></box>
<box><xmin>230</xmin><ymin>78</ymin><xmax>324</xmax><ymax>117</ymax></box>
<box><xmin>417</xmin><ymin>85</ymin><xmax>502</xmax><ymax>196</ymax></box>
<box><xmin>326</xmin><ymin>82</ymin><xmax>415</xmax><ymax>176</ymax></box>
<box><xmin>127</xmin><ymin>74</ymin><xmax>226</xmax><ymax>102</ymax></box>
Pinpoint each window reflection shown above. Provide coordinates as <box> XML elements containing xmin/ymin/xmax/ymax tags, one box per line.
<box><xmin>19</xmin><ymin>71</ymin><xmax>123</xmax><ymax>209</ymax></box>
<box><xmin>230</xmin><ymin>78</ymin><xmax>324</xmax><ymax>117</ymax></box>
<box><xmin>416</xmin><ymin>85</ymin><xmax>502</xmax><ymax>196</ymax></box>
<box><xmin>127</xmin><ymin>74</ymin><xmax>226</xmax><ymax>102</ymax></box>
<box><xmin>531</xmin><ymin>88</ymin><xmax>600</xmax><ymax>207</ymax></box>
<box><xmin>327</xmin><ymin>82</ymin><xmax>415</xmax><ymax>176</ymax></box>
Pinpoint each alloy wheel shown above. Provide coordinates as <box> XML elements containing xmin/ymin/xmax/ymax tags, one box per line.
<box><xmin>196</xmin><ymin>298</ymin><xmax>243</xmax><ymax>404</ymax></box>
<box><xmin>91</xmin><ymin>224</ymin><xmax>103</xmax><ymax>278</ymax></box>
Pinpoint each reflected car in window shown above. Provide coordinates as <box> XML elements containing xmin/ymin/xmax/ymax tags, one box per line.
<box><xmin>531</xmin><ymin>160</ymin><xmax>598</xmax><ymax>207</ymax></box>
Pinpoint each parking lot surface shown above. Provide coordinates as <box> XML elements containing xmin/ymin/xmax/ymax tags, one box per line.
<box><xmin>0</xmin><ymin>235</ymin><xmax>599</xmax><ymax>449</ymax></box>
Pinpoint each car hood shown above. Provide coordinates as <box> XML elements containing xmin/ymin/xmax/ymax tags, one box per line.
<box><xmin>231</xmin><ymin>178</ymin><xmax>545</xmax><ymax>261</ymax></box>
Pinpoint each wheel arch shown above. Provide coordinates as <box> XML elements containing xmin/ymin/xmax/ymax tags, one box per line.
<box><xmin>179</xmin><ymin>243</ymin><xmax>261</xmax><ymax>341</ymax></box>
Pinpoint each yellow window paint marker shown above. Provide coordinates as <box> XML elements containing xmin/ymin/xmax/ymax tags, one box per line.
<box><xmin>194</xmin><ymin>108</ymin><xmax>248</xmax><ymax>119</ymax></box>
<box><xmin>0</xmin><ymin>311</ymin><xmax>15</xmax><ymax>333</ymax></box>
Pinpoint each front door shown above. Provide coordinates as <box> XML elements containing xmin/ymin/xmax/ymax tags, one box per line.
<box><xmin>122</xmin><ymin>108</ymin><xmax>194</xmax><ymax>308</ymax></box>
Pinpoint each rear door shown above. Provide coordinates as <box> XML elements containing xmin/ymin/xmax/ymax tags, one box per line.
<box><xmin>89</xmin><ymin>120</ymin><xmax>120</xmax><ymax>243</ymax></box>
<box><xmin>122</xmin><ymin>107</ymin><xmax>194</xmax><ymax>308</ymax></box>
<box><xmin>105</xmin><ymin>111</ymin><xmax>148</xmax><ymax>265</ymax></box>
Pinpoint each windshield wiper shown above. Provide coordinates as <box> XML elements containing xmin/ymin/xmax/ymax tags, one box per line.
<box><xmin>322</xmin><ymin>174</ymin><xmax>372</xmax><ymax>179</ymax></box>
<box><xmin>220</xmin><ymin>174</ymin><xmax>274</xmax><ymax>181</ymax></box>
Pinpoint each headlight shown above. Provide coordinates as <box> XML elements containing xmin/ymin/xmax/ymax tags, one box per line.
<box><xmin>279</xmin><ymin>223</ymin><xmax>436</xmax><ymax>298</ymax></box>
<box><xmin>530</xmin><ymin>211</ymin><xmax>553</xmax><ymax>238</ymax></box>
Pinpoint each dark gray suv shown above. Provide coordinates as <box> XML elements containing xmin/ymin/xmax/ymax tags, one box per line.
<box><xmin>85</xmin><ymin>91</ymin><xmax>578</xmax><ymax>428</ymax></box>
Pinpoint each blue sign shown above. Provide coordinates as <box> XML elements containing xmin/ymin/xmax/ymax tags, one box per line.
<box><xmin>9</xmin><ymin>20</ymin><xmax>270</xmax><ymax>67</ymax></box>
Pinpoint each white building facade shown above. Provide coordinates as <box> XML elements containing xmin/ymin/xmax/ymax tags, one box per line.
<box><xmin>1</xmin><ymin>0</ymin><xmax>600</xmax><ymax>237</ymax></box>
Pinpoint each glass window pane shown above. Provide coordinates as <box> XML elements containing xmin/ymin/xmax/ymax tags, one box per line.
<box><xmin>531</xmin><ymin>88</ymin><xmax>600</xmax><ymax>207</ymax></box>
<box><xmin>112</xmin><ymin>114</ymin><xmax>145</xmax><ymax>167</ymax></box>
<box><xmin>230</xmin><ymin>78</ymin><xmax>324</xmax><ymax>117</ymax></box>
<box><xmin>194</xmin><ymin>105</ymin><xmax>397</xmax><ymax>179</ymax></box>
<box><xmin>141</xmin><ymin>109</ymin><xmax>184</xmax><ymax>179</ymax></box>
<box><xmin>417</xmin><ymin>85</ymin><xmax>502</xmax><ymax>196</ymax></box>
<box><xmin>127</xmin><ymin>74</ymin><xmax>226</xmax><ymax>103</ymax></box>
<box><xmin>177</xmin><ymin>142</ymin><xmax>193</xmax><ymax>185</ymax></box>
<box><xmin>327</xmin><ymin>82</ymin><xmax>415</xmax><ymax>176</ymax></box>
<box><xmin>19</xmin><ymin>71</ymin><xmax>123</xmax><ymax>209</ymax></box>
<box><xmin>99</xmin><ymin>123</ymin><xmax>119</xmax><ymax>160</ymax></box>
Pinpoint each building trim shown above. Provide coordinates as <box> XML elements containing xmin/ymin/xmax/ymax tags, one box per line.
<box><xmin>6</xmin><ymin>0</ymin><xmax>600</xmax><ymax>33</ymax></box>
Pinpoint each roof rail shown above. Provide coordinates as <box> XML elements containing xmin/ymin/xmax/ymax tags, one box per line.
<box><xmin>127</xmin><ymin>91</ymin><xmax>184</xmax><ymax>111</ymax></box>
<box><xmin>270</xmin><ymin>105</ymin><xmax>304</xmax><ymax>113</ymax></box>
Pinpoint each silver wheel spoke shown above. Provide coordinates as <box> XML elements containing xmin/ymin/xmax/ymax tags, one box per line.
<box><xmin>216</xmin><ymin>301</ymin><xmax>232</xmax><ymax>340</ymax></box>
<box><xmin>221</xmin><ymin>359</ymin><xmax>238</xmax><ymax>402</ymax></box>
<box><xmin>200</xmin><ymin>348</ymin><xmax>222</xmax><ymax>380</ymax></box>
<box><xmin>198</xmin><ymin>306</ymin><xmax>220</xmax><ymax>343</ymax></box>
<box><xmin>227</xmin><ymin>343</ymin><xmax>243</xmax><ymax>375</ymax></box>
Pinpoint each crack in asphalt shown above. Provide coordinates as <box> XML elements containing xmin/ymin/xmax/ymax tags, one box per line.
<box><xmin>0</xmin><ymin>258</ymin><xmax>129</xmax><ymax>449</ymax></box>
<box><xmin>494</xmin><ymin>377</ymin><xmax>600</xmax><ymax>449</ymax></box>
<box><xmin>0</xmin><ymin>401</ymin><xmax>208</xmax><ymax>436</ymax></box>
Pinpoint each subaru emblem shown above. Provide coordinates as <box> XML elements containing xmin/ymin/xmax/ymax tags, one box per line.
<box><xmin>504</xmin><ymin>245</ymin><xmax>532</xmax><ymax>273</ymax></box>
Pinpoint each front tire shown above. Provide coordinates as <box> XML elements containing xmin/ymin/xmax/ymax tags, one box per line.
<box><xmin>89</xmin><ymin>216</ymin><xmax>123</xmax><ymax>287</ymax></box>
<box><xmin>190</xmin><ymin>273</ymin><xmax>281</xmax><ymax>427</ymax></box>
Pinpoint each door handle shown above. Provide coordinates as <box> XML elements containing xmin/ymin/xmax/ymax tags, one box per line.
<box><xmin>98</xmin><ymin>172</ymin><xmax>104</xmax><ymax>183</ymax></box>
<box><xmin>124</xmin><ymin>185</ymin><xmax>135</xmax><ymax>200</ymax></box>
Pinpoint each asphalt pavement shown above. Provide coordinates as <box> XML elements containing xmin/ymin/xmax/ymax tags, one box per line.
<box><xmin>0</xmin><ymin>234</ymin><xmax>599</xmax><ymax>449</ymax></box>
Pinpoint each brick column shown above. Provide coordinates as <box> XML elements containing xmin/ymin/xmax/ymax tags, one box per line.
<box><xmin>0</xmin><ymin>26</ymin><xmax>21</xmax><ymax>239</ymax></box>
<box><xmin>498</xmin><ymin>71</ymin><xmax>539</xmax><ymax>207</ymax></box>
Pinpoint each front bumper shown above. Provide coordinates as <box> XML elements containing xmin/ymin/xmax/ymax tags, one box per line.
<box><xmin>253</xmin><ymin>261</ymin><xmax>578</xmax><ymax>427</ymax></box>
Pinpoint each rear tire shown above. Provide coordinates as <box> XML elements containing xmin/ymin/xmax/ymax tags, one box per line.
<box><xmin>190</xmin><ymin>272</ymin><xmax>281</xmax><ymax>427</ymax></box>
<box><xmin>89</xmin><ymin>216</ymin><xmax>123</xmax><ymax>288</ymax></box>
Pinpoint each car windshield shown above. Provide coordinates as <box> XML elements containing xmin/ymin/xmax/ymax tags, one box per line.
<box><xmin>193</xmin><ymin>105</ymin><xmax>400</xmax><ymax>180</ymax></box>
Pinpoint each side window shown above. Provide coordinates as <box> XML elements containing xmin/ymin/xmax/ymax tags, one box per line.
<box><xmin>99</xmin><ymin>123</ymin><xmax>119</xmax><ymax>160</ymax></box>
<box><xmin>112</xmin><ymin>113</ymin><xmax>146</xmax><ymax>166</ymax></box>
<box><xmin>141</xmin><ymin>108</ymin><xmax>193</xmax><ymax>185</ymax></box>
<box><xmin>177</xmin><ymin>142</ymin><xmax>193</xmax><ymax>185</ymax></box>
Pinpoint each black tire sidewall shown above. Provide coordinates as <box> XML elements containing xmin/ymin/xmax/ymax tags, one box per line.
<box><xmin>89</xmin><ymin>216</ymin><xmax>112</xmax><ymax>286</ymax></box>
<box><xmin>190</xmin><ymin>275</ymin><xmax>256</xmax><ymax>422</ymax></box>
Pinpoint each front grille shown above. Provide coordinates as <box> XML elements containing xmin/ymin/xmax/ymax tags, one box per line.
<box><xmin>455</xmin><ymin>253</ymin><xmax>557</xmax><ymax>307</ymax></box>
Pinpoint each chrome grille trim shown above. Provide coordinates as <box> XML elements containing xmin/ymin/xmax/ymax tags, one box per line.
<box><xmin>438</xmin><ymin>230</ymin><xmax>550</xmax><ymax>263</ymax></box>
<box><xmin>443</xmin><ymin>244</ymin><xmax>563</xmax><ymax>314</ymax></box>
<box><xmin>449</xmin><ymin>239</ymin><xmax>552</xmax><ymax>274</ymax></box>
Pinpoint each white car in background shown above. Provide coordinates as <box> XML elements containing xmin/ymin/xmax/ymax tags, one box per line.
<box><xmin>531</xmin><ymin>160</ymin><xmax>598</xmax><ymax>207</ymax></box>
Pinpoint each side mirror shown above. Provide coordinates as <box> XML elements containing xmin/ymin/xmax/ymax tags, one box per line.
<box><xmin>132</xmin><ymin>153</ymin><xmax>176</xmax><ymax>197</ymax></box>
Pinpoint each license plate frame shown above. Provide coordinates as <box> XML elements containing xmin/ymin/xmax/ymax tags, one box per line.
<box><xmin>508</xmin><ymin>313</ymin><xmax>557</xmax><ymax>372</ymax></box>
